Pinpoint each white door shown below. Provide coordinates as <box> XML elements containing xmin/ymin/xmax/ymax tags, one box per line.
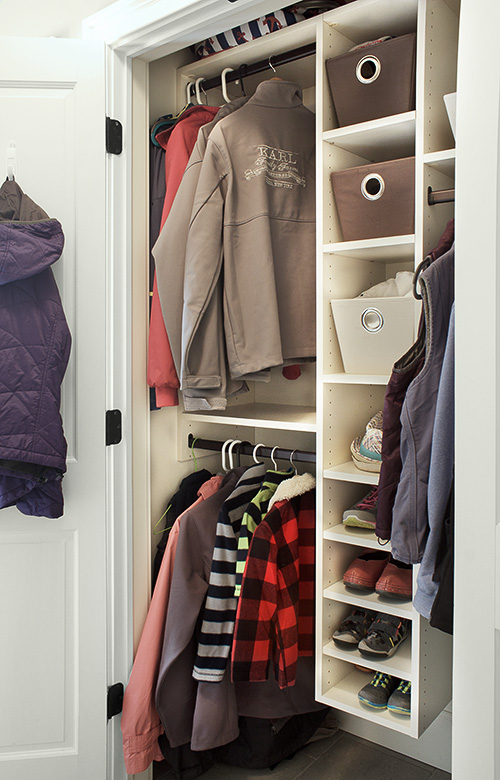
<box><xmin>0</xmin><ymin>37</ymin><xmax>123</xmax><ymax>780</ymax></box>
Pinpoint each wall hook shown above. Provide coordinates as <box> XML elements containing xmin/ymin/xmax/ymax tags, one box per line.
<box><xmin>6</xmin><ymin>142</ymin><xmax>16</xmax><ymax>181</ymax></box>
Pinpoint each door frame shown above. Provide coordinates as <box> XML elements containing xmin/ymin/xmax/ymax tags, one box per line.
<box><xmin>86</xmin><ymin>1</ymin><xmax>500</xmax><ymax>778</ymax></box>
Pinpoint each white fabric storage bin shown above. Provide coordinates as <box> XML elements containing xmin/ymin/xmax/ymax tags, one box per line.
<box><xmin>330</xmin><ymin>296</ymin><xmax>417</xmax><ymax>374</ymax></box>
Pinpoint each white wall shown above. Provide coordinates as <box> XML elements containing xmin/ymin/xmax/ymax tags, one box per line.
<box><xmin>1</xmin><ymin>0</ymin><xmax>118</xmax><ymax>38</ymax></box>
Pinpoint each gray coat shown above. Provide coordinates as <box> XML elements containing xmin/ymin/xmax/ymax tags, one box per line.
<box><xmin>391</xmin><ymin>245</ymin><xmax>454</xmax><ymax>564</ymax></box>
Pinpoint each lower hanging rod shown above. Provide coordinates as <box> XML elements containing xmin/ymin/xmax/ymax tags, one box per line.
<box><xmin>188</xmin><ymin>434</ymin><xmax>316</xmax><ymax>464</ymax></box>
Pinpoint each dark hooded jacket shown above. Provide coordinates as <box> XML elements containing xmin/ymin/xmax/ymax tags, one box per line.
<box><xmin>0</xmin><ymin>179</ymin><xmax>71</xmax><ymax>518</ymax></box>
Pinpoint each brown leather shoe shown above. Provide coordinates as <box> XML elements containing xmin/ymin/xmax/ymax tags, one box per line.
<box><xmin>343</xmin><ymin>551</ymin><xmax>391</xmax><ymax>591</ymax></box>
<box><xmin>375</xmin><ymin>558</ymin><xmax>412</xmax><ymax>598</ymax></box>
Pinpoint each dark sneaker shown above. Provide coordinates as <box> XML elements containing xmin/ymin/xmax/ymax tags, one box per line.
<box><xmin>358</xmin><ymin>672</ymin><xmax>399</xmax><ymax>709</ymax></box>
<box><xmin>357</xmin><ymin>613</ymin><xmax>410</xmax><ymax>658</ymax></box>
<box><xmin>387</xmin><ymin>679</ymin><xmax>411</xmax><ymax>714</ymax></box>
<box><xmin>343</xmin><ymin>486</ymin><xmax>378</xmax><ymax>529</ymax></box>
<box><xmin>332</xmin><ymin>608</ymin><xmax>377</xmax><ymax>648</ymax></box>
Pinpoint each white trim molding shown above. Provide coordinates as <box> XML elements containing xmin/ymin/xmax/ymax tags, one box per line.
<box><xmin>83</xmin><ymin>0</ymin><xmax>275</xmax><ymax>60</ymax></box>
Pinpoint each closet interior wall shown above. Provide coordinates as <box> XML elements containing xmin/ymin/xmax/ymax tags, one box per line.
<box><xmin>131</xmin><ymin>0</ymin><xmax>458</xmax><ymax>766</ymax></box>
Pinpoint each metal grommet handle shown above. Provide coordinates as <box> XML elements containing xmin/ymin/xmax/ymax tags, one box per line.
<box><xmin>361</xmin><ymin>172</ymin><xmax>385</xmax><ymax>201</ymax></box>
<box><xmin>356</xmin><ymin>55</ymin><xmax>381</xmax><ymax>84</ymax></box>
<box><xmin>361</xmin><ymin>307</ymin><xmax>384</xmax><ymax>333</ymax></box>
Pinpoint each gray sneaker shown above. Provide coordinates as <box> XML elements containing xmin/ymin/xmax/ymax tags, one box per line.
<box><xmin>342</xmin><ymin>486</ymin><xmax>378</xmax><ymax>529</ymax></box>
<box><xmin>357</xmin><ymin>613</ymin><xmax>410</xmax><ymax>658</ymax></box>
<box><xmin>358</xmin><ymin>672</ymin><xmax>398</xmax><ymax>709</ymax></box>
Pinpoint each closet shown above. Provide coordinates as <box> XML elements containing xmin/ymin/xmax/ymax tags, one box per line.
<box><xmin>127</xmin><ymin>0</ymin><xmax>459</xmax><ymax>770</ymax></box>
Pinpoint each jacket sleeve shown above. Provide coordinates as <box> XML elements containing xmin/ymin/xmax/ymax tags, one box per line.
<box><xmin>120</xmin><ymin>529</ymin><xmax>180</xmax><ymax>773</ymax></box>
<box><xmin>180</xmin><ymin>137</ymin><xmax>232</xmax><ymax>401</ymax></box>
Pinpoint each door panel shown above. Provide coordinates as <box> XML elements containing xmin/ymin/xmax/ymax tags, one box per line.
<box><xmin>0</xmin><ymin>38</ymin><xmax>110</xmax><ymax>779</ymax></box>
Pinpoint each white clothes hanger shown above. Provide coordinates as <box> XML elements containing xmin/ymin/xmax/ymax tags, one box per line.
<box><xmin>252</xmin><ymin>443</ymin><xmax>265</xmax><ymax>463</ymax></box>
<box><xmin>289</xmin><ymin>450</ymin><xmax>298</xmax><ymax>475</ymax></box>
<box><xmin>195</xmin><ymin>77</ymin><xmax>207</xmax><ymax>105</ymax></box>
<box><xmin>221</xmin><ymin>438</ymin><xmax>233</xmax><ymax>472</ymax></box>
<box><xmin>186</xmin><ymin>80</ymin><xmax>195</xmax><ymax>105</ymax></box>
<box><xmin>220</xmin><ymin>67</ymin><xmax>239</xmax><ymax>103</ymax></box>
<box><xmin>228</xmin><ymin>439</ymin><xmax>242</xmax><ymax>470</ymax></box>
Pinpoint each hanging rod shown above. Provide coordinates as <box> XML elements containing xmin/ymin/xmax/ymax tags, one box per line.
<box><xmin>427</xmin><ymin>186</ymin><xmax>455</xmax><ymax>206</ymax></box>
<box><xmin>188</xmin><ymin>42</ymin><xmax>316</xmax><ymax>97</ymax></box>
<box><xmin>188</xmin><ymin>433</ymin><xmax>316</xmax><ymax>464</ymax></box>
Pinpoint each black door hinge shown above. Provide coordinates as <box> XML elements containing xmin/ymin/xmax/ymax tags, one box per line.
<box><xmin>106</xmin><ymin>409</ymin><xmax>122</xmax><ymax>446</ymax></box>
<box><xmin>107</xmin><ymin>682</ymin><xmax>124</xmax><ymax>720</ymax></box>
<box><xmin>106</xmin><ymin>117</ymin><xmax>123</xmax><ymax>155</ymax></box>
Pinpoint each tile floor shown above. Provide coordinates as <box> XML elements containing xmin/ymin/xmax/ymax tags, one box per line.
<box><xmin>153</xmin><ymin>726</ymin><xmax>451</xmax><ymax>780</ymax></box>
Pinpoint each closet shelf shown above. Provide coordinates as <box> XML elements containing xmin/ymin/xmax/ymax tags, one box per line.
<box><xmin>323</xmin><ymin>111</ymin><xmax>416</xmax><ymax>161</ymax></box>
<box><xmin>323</xmin><ymin>235</ymin><xmax>415</xmax><ymax>261</ymax></box>
<box><xmin>323</xmin><ymin>581</ymin><xmax>412</xmax><ymax>619</ymax></box>
<box><xmin>320</xmin><ymin>670</ymin><xmax>415</xmax><ymax>737</ymax></box>
<box><xmin>182</xmin><ymin>403</ymin><xmax>317</xmax><ymax>432</ymax></box>
<box><xmin>323</xmin><ymin>637</ymin><xmax>412</xmax><ymax>680</ymax></box>
<box><xmin>323</xmin><ymin>522</ymin><xmax>390</xmax><ymax>551</ymax></box>
<box><xmin>177</xmin><ymin>16</ymin><xmax>317</xmax><ymax>82</ymax></box>
<box><xmin>324</xmin><ymin>462</ymin><xmax>379</xmax><ymax>485</ymax></box>
<box><xmin>323</xmin><ymin>373</ymin><xmax>390</xmax><ymax>386</ymax></box>
<box><xmin>423</xmin><ymin>149</ymin><xmax>456</xmax><ymax>178</ymax></box>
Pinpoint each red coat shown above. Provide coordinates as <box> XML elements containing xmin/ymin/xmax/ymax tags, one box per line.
<box><xmin>147</xmin><ymin>105</ymin><xmax>217</xmax><ymax>406</ymax></box>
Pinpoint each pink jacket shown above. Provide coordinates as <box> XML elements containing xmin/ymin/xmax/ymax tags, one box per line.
<box><xmin>121</xmin><ymin>475</ymin><xmax>223</xmax><ymax>774</ymax></box>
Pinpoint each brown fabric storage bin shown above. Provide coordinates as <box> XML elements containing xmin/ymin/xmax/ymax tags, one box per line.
<box><xmin>331</xmin><ymin>157</ymin><xmax>415</xmax><ymax>241</ymax></box>
<box><xmin>326</xmin><ymin>33</ymin><xmax>416</xmax><ymax>127</ymax></box>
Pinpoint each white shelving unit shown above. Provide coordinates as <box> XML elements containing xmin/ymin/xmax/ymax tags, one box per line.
<box><xmin>315</xmin><ymin>0</ymin><xmax>457</xmax><ymax>739</ymax></box>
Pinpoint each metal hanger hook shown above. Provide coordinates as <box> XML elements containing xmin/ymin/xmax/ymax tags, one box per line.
<box><xmin>228</xmin><ymin>439</ymin><xmax>242</xmax><ymax>470</ymax></box>
<box><xmin>253</xmin><ymin>442</ymin><xmax>265</xmax><ymax>463</ymax></box>
<box><xmin>270</xmin><ymin>446</ymin><xmax>279</xmax><ymax>470</ymax></box>
<box><xmin>290</xmin><ymin>449</ymin><xmax>298</xmax><ymax>475</ymax></box>
<box><xmin>268</xmin><ymin>55</ymin><xmax>277</xmax><ymax>73</ymax></box>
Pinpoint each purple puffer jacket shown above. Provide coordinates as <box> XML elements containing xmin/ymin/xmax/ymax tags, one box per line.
<box><xmin>0</xmin><ymin>180</ymin><xmax>71</xmax><ymax>518</ymax></box>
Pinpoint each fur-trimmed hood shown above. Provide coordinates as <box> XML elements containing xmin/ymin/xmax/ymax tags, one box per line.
<box><xmin>268</xmin><ymin>471</ymin><xmax>315</xmax><ymax>510</ymax></box>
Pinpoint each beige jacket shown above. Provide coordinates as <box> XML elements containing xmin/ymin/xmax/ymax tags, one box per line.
<box><xmin>181</xmin><ymin>80</ymin><xmax>316</xmax><ymax>409</ymax></box>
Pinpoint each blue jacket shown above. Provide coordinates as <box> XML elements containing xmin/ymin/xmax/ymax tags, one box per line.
<box><xmin>0</xmin><ymin>180</ymin><xmax>71</xmax><ymax>518</ymax></box>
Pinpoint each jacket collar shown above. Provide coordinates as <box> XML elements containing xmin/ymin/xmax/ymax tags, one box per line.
<box><xmin>248</xmin><ymin>79</ymin><xmax>303</xmax><ymax>109</ymax></box>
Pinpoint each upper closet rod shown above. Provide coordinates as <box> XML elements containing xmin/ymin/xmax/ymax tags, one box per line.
<box><xmin>427</xmin><ymin>185</ymin><xmax>455</xmax><ymax>205</ymax></box>
<box><xmin>188</xmin><ymin>42</ymin><xmax>316</xmax><ymax>98</ymax></box>
<box><xmin>188</xmin><ymin>433</ymin><xmax>316</xmax><ymax>464</ymax></box>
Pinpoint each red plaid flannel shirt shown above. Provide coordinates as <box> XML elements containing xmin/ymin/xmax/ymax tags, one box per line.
<box><xmin>230</xmin><ymin>488</ymin><xmax>315</xmax><ymax>689</ymax></box>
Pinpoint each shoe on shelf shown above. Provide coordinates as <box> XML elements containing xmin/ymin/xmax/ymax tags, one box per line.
<box><xmin>358</xmin><ymin>672</ymin><xmax>399</xmax><ymax>709</ymax></box>
<box><xmin>343</xmin><ymin>487</ymin><xmax>378</xmax><ymax>529</ymax></box>
<box><xmin>343</xmin><ymin>550</ymin><xmax>391</xmax><ymax>591</ymax></box>
<box><xmin>357</xmin><ymin>613</ymin><xmax>410</xmax><ymax>659</ymax></box>
<box><xmin>387</xmin><ymin>679</ymin><xmax>411</xmax><ymax>715</ymax></box>
<box><xmin>375</xmin><ymin>557</ymin><xmax>413</xmax><ymax>599</ymax></box>
<box><xmin>332</xmin><ymin>608</ymin><xmax>377</xmax><ymax>648</ymax></box>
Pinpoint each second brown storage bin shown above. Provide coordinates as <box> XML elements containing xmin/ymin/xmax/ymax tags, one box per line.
<box><xmin>325</xmin><ymin>33</ymin><xmax>416</xmax><ymax>127</ymax></box>
<box><xmin>330</xmin><ymin>156</ymin><xmax>415</xmax><ymax>241</ymax></box>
